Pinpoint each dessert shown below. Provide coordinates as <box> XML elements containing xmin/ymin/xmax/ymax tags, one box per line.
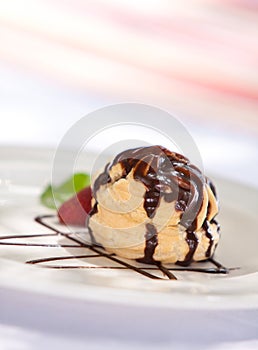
<box><xmin>87</xmin><ymin>145</ymin><xmax>220</xmax><ymax>266</ymax></box>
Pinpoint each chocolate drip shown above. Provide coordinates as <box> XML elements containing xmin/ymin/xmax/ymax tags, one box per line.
<box><xmin>177</xmin><ymin>230</ymin><xmax>199</xmax><ymax>266</ymax></box>
<box><xmin>144</xmin><ymin>190</ymin><xmax>161</xmax><ymax>219</ymax></box>
<box><xmin>92</xmin><ymin>162</ymin><xmax>111</xmax><ymax>198</ymax></box>
<box><xmin>134</xmin><ymin>154</ymin><xmax>161</xmax><ymax>219</ymax></box>
<box><xmin>206</xmin><ymin>177</ymin><xmax>217</xmax><ymax>199</ymax></box>
<box><xmin>86</xmin><ymin>202</ymin><xmax>98</xmax><ymax>244</ymax></box>
<box><xmin>203</xmin><ymin>220</ymin><xmax>214</xmax><ymax>258</ymax></box>
<box><xmin>211</xmin><ymin>218</ymin><xmax>220</xmax><ymax>230</ymax></box>
<box><xmin>137</xmin><ymin>224</ymin><xmax>158</xmax><ymax>264</ymax></box>
<box><xmin>210</xmin><ymin>218</ymin><xmax>221</xmax><ymax>256</ymax></box>
<box><xmin>206</xmin><ymin>176</ymin><xmax>218</xmax><ymax>220</ymax></box>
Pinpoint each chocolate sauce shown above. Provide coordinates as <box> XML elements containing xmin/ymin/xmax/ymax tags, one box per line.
<box><xmin>155</xmin><ymin>262</ymin><xmax>177</xmax><ymax>280</ymax></box>
<box><xmin>26</xmin><ymin>254</ymin><xmax>100</xmax><ymax>264</ymax></box>
<box><xmin>89</xmin><ymin>146</ymin><xmax>219</xmax><ymax>266</ymax></box>
<box><xmin>36</xmin><ymin>216</ymin><xmax>164</xmax><ymax>280</ymax></box>
<box><xmin>24</xmin><ymin>261</ymin><xmax>231</xmax><ymax>274</ymax></box>
<box><xmin>86</xmin><ymin>202</ymin><xmax>98</xmax><ymax>245</ymax></box>
<box><xmin>203</xmin><ymin>220</ymin><xmax>214</xmax><ymax>258</ymax></box>
<box><xmin>177</xmin><ymin>230</ymin><xmax>199</xmax><ymax>267</ymax></box>
<box><xmin>114</xmin><ymin>146</ymin><xmax>205</xmax><ymax>226</ymax></box>
<box><xmin>0</xmin><ymin>214</ymin><xmax>231</xmax><ymax>279</ymax></box>
<box><xmin>206</xmin><ymin>177</ymin><xmax>217</xmax><ymax>199</ymax></box>
<box><xmin>137</xmin><ymin>224</ymin><xmax>158</xmax><ymax>264</ymax></box>
<box><xmin>0</xmin><ymin>242</ymin><xmax>77</xmax><ymax>247</ymax></box>
<box><xmin>0</xmin><ymin>232</ymin><xmax>78</xmax><ymax>248</ymax></box>
<box><xmin>92</xmin><ymin>162</ymin><xmax>111</xmax><ymax>198</ymax></box>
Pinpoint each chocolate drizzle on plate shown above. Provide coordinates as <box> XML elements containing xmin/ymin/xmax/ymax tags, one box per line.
<box><xmin>0</xmin><ymin>215</ymin><xmax>234</xmax><ymax>279</ymax></box>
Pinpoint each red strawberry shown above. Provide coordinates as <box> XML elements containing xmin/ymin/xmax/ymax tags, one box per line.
<box><xmin>58</xmin><ymin>186</ymin><xmax>92</xmax><ymax>226</ymax></box>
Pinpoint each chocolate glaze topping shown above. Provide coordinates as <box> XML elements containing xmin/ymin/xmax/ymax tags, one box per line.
<box><xmin>89</xmin><ymin>145</ymin><xmax>220</xmax><ymax>266</ymax></box>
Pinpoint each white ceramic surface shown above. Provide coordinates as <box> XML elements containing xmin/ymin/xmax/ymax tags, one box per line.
<box><xmin>0</xmin><ymin>147</ymin><xmax>258</xmax><ymax>310</ymax></box>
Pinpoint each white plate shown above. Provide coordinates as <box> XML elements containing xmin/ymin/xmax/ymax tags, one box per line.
<box><xmin>0</xmin><ymin>147</ymin><xmax>258</xmax><ymax>310</ymax></box>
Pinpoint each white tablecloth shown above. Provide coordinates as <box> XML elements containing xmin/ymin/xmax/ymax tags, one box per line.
<box><xmin>1</xmin><ymin>287</ymin><xmax>258</xmax><ymax>350</ymax></box>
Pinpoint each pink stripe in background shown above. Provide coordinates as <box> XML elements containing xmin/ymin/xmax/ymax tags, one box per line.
<box><xmin>0</xmin><ymin>0</ymin><xmax>258</xmax><ymax>134</ymax></box>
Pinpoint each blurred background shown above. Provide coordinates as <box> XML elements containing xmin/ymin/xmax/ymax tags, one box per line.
<box><xmin>0</xmin><ymin>0</ymin><xmax>257</xmax><ymax>186</ymax></box>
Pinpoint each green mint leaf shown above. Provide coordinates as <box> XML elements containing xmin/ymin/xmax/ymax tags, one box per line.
<box><xmin>40</xmin><ymin>173</ymin><xmax>90</xmax><ymax>209</ymax></box>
